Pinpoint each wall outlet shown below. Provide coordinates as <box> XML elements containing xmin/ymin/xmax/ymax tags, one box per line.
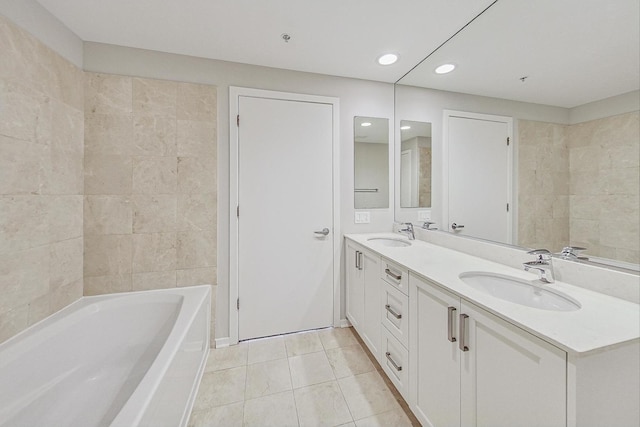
<box><xmin>354</xmin><ymin>211</ymin><xmax>371</xmax><ymax>224</ymax></box>
<box><xmin>418</xmin><ymin>210</ymin><xmax>431</xmax><ymax>221</ymax></box>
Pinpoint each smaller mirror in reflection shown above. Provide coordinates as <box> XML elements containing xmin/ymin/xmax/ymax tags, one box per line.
<box><xmin>400</xmin><ymin>120</ymin><xmax>432</xmax><ymax>208</ymax></box>
<box><xmin>354</xmin><ymin>117</ymin><xmax>389</xmax><ymax>209</ymax></box>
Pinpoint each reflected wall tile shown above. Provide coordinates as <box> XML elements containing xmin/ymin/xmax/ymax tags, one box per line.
<box><xmin>0</xmin><ymin>78</ymin><xmax>51</xmax><ymax>143</ymax></box>
<box><xmin>177</xmin><ymin>267</ymin><xmax>217</xmax><ymax>287</ymax></box>
<box><xmin>84</xmin><ymin>113</ymin><xmax>134</xmax><ymax>155</ymax></box>
<box><xmin>0</xmin><ymin>195</ymin><xmax>48</xmax><ymax>254</ymax></box>
<box><xmin>177</xmin><ymin>156</ymin><xmax>217</xmax><ymax>194</ymax></box>
<box><xmin>52</xmin><ymin>100</ymin><xmax>84</xmax><ymax>154</ymax></box>
<box><xmin>0</xmin><ymin>135</ymin><xmax>46</xmax><ymax>195</ymax></box>
<box><xmin>84</xmin><ymin>274</ymin><xmax>133</xmax><ymax>296</ymax></box>
<box><xmin>0</xmin><ymin>246</ymin><xmax>49</xmax><ymax>315</ymax></box>
<box><xmin>177</xmin><ymin>194</ymin><xmax>216</xmax><ymax>232</ymax></box>
<box><xmin>133</xmin><ymin>116</ymin><xmax>177</xmax><ymax>156</ymax></box>
<box><xmin>49</xmin><ymin>237</ymin><xmax>83</xmax><ymax>289</ymax></box>
<box><xmin>177</xmin><ymin>120</ymin><xmax>216</xmax><ymax>157</ymax></box>
<box><xmin>132</xmin><ymin>271</ymin><xmax>176</xmax><ymax>291</ymax></box>
<box><xmin>27</xmin><ymin>293</ymin><xmax>51</xmax><ymax>325</ymax></box>
<box><xmin>84</xmin><ymin>195</ymin><xmax>133</xmax><ymax>235</ymax></box>
<box><xmin>84</xmin><ymin>73</ymin><xmax>132</xmax><ymax>115</ymax></box>
<box><xmin>43</xmin><ymin>148</ymin><xmax>84</xmax><ymax>195</ymax></box>
<box><xmin>132</xmin><ymin>195</ymin><xmax>177</xmax><ymax>233</ymax></box>
<box><xmin>177</xmin><ymin>231</ymin><xmax>216</xmax><ymax>269</ymax></box>
<box><xmin>132</xmin><ymin>232</ymin><xmax>177</xmax><ymax>273</ymax></box>
<box><xmin>84</xmin><ymin>234</ymin><xmax>132</xmax><ymax>277</ymax></box>
<box><xmin>47</xmin><ymin>196</ymin><xmax>83</xmax><ymax>243</ymax></box>
<box><xmin>177</xmin><ymin>83</ymin><xmax>217</xmax><ymax>121</ymax></box>
<box><xmin>132</xmin><ymin>156</ymin><xmax>177</xmax><ymax>194</ymax></box>
<box><xmin>84</xmin><ymin>154</ymin><xmax>132</xmax><ymax>195</ymax></box>
<box><xmin>0</xmin><ymin>305</ymin><xmax>29</xmax><ymax>343</ymax></box>
<box><xmin>51</xmin><ymin>278</ymin><xmax>82</xmax><ymax>312</ymax></box>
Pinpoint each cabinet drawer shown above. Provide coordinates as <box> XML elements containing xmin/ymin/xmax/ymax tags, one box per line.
<box><xmin>380</xmin><ymin>257</ymin><xmax>408</xmax><ymax>295</ymax></box>
<box><xmin>381</xmin><ymin>326</ymin><xmax>409</xmax><ymax>400</ymax></box>
<box><xmin>381</xmin><ymin>283</ymin><xmax>409</xmax><ymax>348</ymax></box>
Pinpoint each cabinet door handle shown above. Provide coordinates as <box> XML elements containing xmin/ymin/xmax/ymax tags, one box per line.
<box><xmin>459</xmin><ymin>314</ymin><xmax>469</xmax><ymax>352</ymax></box>
<box><xmin>384</xmin><ymin>268</ymin><xmax>402</xmax><ymax>281</ymax></box>
<box><xmin>447</xmin><ymin>306</ymin><xmax>457</xmax><ymax>343</ymax></box>
<box><xmin>355</xmin><ymin>251</ymin><xmax>360</xmax><ymax>270</ymax></box>
<box><xmin>358</xmin><ymin>251</ymin><xmax>363</xmax><ymax>270</ymax></box>
<box><xmin>385</xmin><ymin>304</ymin><xmax>402</xmax><ymax>319</ymax></box>
<box><xmin>385</xmin><ymin>351</ymin><xmax>403</xmax><ymax>371</ymax></box>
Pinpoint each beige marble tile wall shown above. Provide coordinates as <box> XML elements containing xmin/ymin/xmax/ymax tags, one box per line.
<box><xmin>0</xmin><ymin>16</ymin><xmax>84</xmax><ymax>343</ymax></box>
<box><xmin>83</xmin><ymin>72</ymin><xmax>217</xmax><ymax>341</ymax></box>
<box><xmin>418</xmin><ymin>147</ymin><xmax>431</xmax><ymax>207</ymax></box>
<box><xmin>518</xmin><ymin>120</ymin><xmax>570</xmax><ymax>252</ymax></box>
<box><xmin>568</xmin><ymin>111</ymin><xmax>639</xmax><ymax>263</ymax></box>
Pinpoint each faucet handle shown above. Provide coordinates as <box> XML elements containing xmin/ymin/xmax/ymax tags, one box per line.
<box><xmin>527</xmin><ymin>248</ymin><xmax>552</xmax><ymax>261</ymax></box>
<box><xmin>559</xmin><ymin>246</ymin><xmax>588</xmax><ymax>260</ymax></box>
<box><xmin>422</xmin><ymin>221</ymin><xmax>436</xmax><ymax>230</ymax></box>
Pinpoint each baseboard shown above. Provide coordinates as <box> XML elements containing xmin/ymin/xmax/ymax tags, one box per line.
<box><xmin>214</xmin><ymin>336</ymin><xmax>230</xmax><ymax>348</ymax></box>
<box><xmin>340</xmin><ymin>318</ymin><xmax>352</xmax><ymax>328</ymax></box>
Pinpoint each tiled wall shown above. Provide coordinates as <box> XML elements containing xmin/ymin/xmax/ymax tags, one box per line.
<box><xmin>568</xmin><ymin>111</ymin><xmax>639</xmax><ymax>263</ymax></box>
<box><xmin>83</xmin><ymin>73</ymin><xmax>218</xmax><ymax>341</ymax></box>
<box><xmin>517</xmin><ymin>120</ymin><xmax>570</xmax><ymax>252</ymax></box>
<box><xmin>0</xmin><ymin>16</ymin><xmax>84</xmax><ymax>342</ymax></box>
<box><xmin>518</xmin><ymin>112</ymin><xmax>640</xmax><ymax>264</ymax></box>
<box><xmin>418</xmin><ymin>147</ymin><xmax>431</xmax><ymax>207</ymax></box>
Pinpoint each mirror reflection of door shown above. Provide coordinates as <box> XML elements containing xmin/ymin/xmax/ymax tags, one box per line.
<box><xmin>400</xmin><ymin>121</ymin><xmax>432</xmax><ymax>208</ymax></box>
<box><xmin>444</xmin><ymin>111</ymin><xmax>513</xmax><ymax>244</ymax></box>
<box><xmin>354</xmin><ymin>117</ymin><xmax>389</xmax><ymax>209</ymax></box>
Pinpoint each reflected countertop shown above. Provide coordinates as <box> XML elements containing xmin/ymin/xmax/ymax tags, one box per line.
<box><xmin>345</xmin><ymin>233</ymin><xmax>640</xmax><ymax>355</ymax></box>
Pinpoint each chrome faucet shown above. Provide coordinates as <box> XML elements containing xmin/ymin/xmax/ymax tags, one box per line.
<box><xmin>523</xmin><ymin>249</ymin><xmax>555</xmax><ymax>283</ymax></box>
<box><xmin>422</xmin><ymin>221</ymin><xmax>437</xmax><ymax>230</ymax></box>
<box><xmin>558</xmin><ymin>246</ymin><xmax>588</xmax><ymax>261</ymax></box>
<box><xmin>399</xmin><ymin>222</ymin><xmax>415</xmax><ymax>240</ymax></box>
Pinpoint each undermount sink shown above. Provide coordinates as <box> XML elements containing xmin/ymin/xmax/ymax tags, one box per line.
<box><xmin>459</xmin><ymin>272</ymin><xmax>581</xmax><ymax>312</ymax></box>
<box><xmin>367</xmin><ymin>237</ymin><xmax>412</xmax><ymax>247</ymax></box>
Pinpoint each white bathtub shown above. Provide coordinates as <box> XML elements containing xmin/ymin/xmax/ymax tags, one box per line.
<box><xmin>0</xmin><ymin>285</ymin><xmax>211</xmax><ymax>427</ymax></box>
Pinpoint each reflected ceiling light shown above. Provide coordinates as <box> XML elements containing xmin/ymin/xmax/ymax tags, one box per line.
<box><xmin>377</xmin><ymin>53</ymin><xmax>398</xmax><ymax>65</ymax></box>
<box><xmin>400</xmin><ymin>125</ymin><xmax>411</xmax><ymax>130</ymax></box>
<box><xmin>435</xmin><ymin>63</ymin><xmax>456</xmax><ymax>74</ymax></box>
<box><xmin>361</xmin><ymin>122</ymin><xmax>372</xmax><ymax>127</ymax></box>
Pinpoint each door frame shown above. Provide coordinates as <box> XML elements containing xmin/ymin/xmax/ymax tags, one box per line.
<box><xmin>442</xmin><ymin>110</ymin><xmax>514</xmax><ymax>243</ymax></box>
<box><xmin>229</xmin><ymin>87</ymin><xmax>341</xmax><ymax>345</ymax></box>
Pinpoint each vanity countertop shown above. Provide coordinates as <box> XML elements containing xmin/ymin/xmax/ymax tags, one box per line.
<box><xmin>345</xmin><ymin>233</ymin><xmax>640</xmax><ymax>355</ymax></box>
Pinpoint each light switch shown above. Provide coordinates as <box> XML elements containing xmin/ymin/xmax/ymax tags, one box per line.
<box><xmin>418</xmin><ymin>210</ymin><xmax>431</xmax><ymax>221</ymax></box>
<box><xmin>355</xmin><ymin>211</ymin><xmax>371</xmax><ymax>224</ymax></box>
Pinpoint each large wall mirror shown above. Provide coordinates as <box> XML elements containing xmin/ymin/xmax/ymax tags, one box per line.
<box><xmin>395</xmin><ymin>0</ymin><xmax>639</xmax><ymax>269</ymax></box>
<box><xmin>399</xmin><ymin>121</ymin><xmax>432</xmax><ymax>209</ymax></box>
<box><xmin>354</xmin><ymin>116</ymin><xmax>390</xmax><ymax>209</ymax></box>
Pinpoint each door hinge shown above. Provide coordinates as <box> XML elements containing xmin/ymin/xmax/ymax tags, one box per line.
<box><xmin>236</xmin><ymin>205</ymin><xmax>239</xmax><ymax>217</ymax></box>
<box><xmin>237</xmin><ymin>298</ymin><xmax>240</xmax><ymax>310</ymax></box>
<box><xmin>507</xmin><ymin>137</ymin><xmax>510</xmax><ymax>146</ymax></box>
<box><xmin>237</xmin><ymin>115</ymin><xmax>240</xmax><ymax>127</ymax></box>
<box><xmin>507</xmin><ymin>203</ymin><xmax>510</xmax><ymax>212</ymax></box>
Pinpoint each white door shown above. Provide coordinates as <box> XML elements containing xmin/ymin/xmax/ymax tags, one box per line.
<box><xmin>237</xmin><ymin>95</ymin><xmax>334</xmax><ymax>341</ymax></box>
<box><xmin>445</xmin><ymin>112</ymin><xmax>512</xmax><ymax>244</ymax></box>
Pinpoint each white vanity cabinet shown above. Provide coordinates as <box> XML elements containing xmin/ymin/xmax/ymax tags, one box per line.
<box><xmin>409</xmin><ymin>273</ymin><xmax>567</xmax><ymax>427</ymax></box>
<box><xmin>345</xmin><ymin>241</ymin><xmax>381</xmax><ymax>358</ymax></box>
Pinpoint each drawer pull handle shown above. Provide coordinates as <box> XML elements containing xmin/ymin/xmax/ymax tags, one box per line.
<box><xmin>385</xmin><ymin>304</ymin><xmax>402</xmax><ymax>319</ymax></box>
<box><xmin>447</xmin><ymin>306</ymin><xmax>457</xmax><ymax>343</ymax></box>
<box><xmin>385</xmin><ymin>268</ymin><xmax>402</xmax><ymax>281</ymax></box>
<box><xmin>459</xmin><ymin>314</ymin><xmax>469</xmax><ymax>352</ymax></box>
<box><xmin>385</xmin><ymin>351</ymin><xmax>402</xmax><ymax>371</ymax></box>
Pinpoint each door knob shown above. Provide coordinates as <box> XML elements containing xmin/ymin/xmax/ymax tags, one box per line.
<box><xmin>314</xmin><ymin>228</ymin><xmax>330</xmax><ymax>236</ymax></box>
<box><xmin>451</xmin><ymin>223</ymin><xmax>465</xmax><ymax>230</ymax></box>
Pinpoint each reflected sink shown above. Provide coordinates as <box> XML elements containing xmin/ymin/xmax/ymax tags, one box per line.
<box><xmin>459</xmin><ymin>272</ymin><xmax>581</xmax><ymax>312</ymax></box>
<box><xmin>367</xmin><ymin>237</ymin><xmax>412</xmax><ymax>247</ymax></box>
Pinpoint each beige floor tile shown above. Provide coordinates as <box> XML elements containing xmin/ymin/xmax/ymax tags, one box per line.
<box><xmin>285</xmin><ymin>330</ymin><xmax>324</xmax><ymax>356</ymax></box>
<box><xmin>205</xmin><ymin>344</ymin><xmax>248</xmax><ymax>372</ymax></box>
<box><xmin>192</xmin><ymin>366</ymin><xmax>246</xmax><ymax>411</ymax></box>
<box><xmin>247</xmin><ymin>335</ymin><xmax>287</xmax><ymax>364</ymax></box>
<box><xmin>354</xmin><ymin>407</ymin><xmax>413</xmax><ymax>427</ymax></box>
<box><xmin>289</xmin><ymin>351</ymin><xmax>336</xmax><ymax>389</ymax></box>
<box><xmin>246</xmin><ymin>358</ymin><xmax>293</xmax><ymax>400</ymax></box>
<box><xmin>243</xmin><ymin>391</ymin><xmax>299</xmax><ymax>427</ymax></box>
<box><xmin>293</xmin><ymin>381</ymin><xmax>353</xmax><ymax>427</ymax></box>
<box><xmin>318</xmin><ymin>327</ymin><xmax>359</xmax><ymax>350</ymax></box>
<box><xmin>188</xmin><ymin>402</ymin><xmax>244</xmax><ymax>427</ymax></box>
<box><xmin>325</xmin><ymin>345</ymin><xmax>375</xmax><ymax>379</ymax></box>
<box><xmin>338</xmin><ymin>371</ymin><xmax>400</xmax><ymax>420</ymax></box>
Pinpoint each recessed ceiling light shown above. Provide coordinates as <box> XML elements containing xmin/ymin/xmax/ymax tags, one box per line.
<box><xmin>400</xmin><ymin>125</ymin><xmax>411</xmax><ymax>130</ymax></box>
<box><xmin>361</xmin><ymin>122</ymin><xmax>372</xmax><ymax>127</ymax></box>
<box><xmin>377</xmin><ymin>53</ymin><xmax>398</xmax><ymax>66</ymax></box>
<box><xmin>435</xmin><ymin>63</ymin><xmax>456</xmax><ymax>74</ymax></box>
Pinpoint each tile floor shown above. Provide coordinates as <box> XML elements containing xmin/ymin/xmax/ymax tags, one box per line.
<box><xmin>189</xmin><ymin>327</ymin><xmax>420</xmax><ymax>427</ymax></box>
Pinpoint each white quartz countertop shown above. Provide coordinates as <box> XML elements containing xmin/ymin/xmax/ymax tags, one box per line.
<box><xmin>345</xmin><ymin>233</ymin><xmax>640</xmax><ymax>355</ymax></box>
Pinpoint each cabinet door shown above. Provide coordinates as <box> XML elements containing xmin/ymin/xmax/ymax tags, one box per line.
<box><xmin>345</xmin><ymin>242</ymin><xmax>364</xmax><ymax>332</ymax></box>
<box><xmin>361</xmin><ymin>250</ymin><xmax>381</xmax><ymax>359</ymax></box>
<box><xmin>460</xmin><ymin>300</ymin><xmax>566</xmax><ymax>427</ymax></box>
<box><xmin>410</xmin><ymin>274</ymin><xmax>461</xmax><ymax>427</ymax></box>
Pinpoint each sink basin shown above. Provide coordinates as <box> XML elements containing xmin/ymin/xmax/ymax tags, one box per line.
<box><xmin>367</xmin><ymin>237</ymin><xmax>412</xmax><ymax>247</ymax></box>
<box><xmin>459</xmin><ymin>272</ymin><xmax>581</xmax><ymax>312</ymax></box>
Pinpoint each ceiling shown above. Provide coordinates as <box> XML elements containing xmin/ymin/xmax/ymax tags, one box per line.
<box><xmin>36</xmin><ymin>0</ymin><xmax>639</xmax><ymax>108</ymax></box>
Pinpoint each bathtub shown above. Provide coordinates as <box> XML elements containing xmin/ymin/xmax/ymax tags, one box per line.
<box><xmin>0</xmin><ymin>285</ymin><xmax>211</xmax><ymax>427</ymax></box>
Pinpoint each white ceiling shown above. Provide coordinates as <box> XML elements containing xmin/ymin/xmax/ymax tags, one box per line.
<box><xmin>36</xmin><ymin>0</ymin><xmax>639</xmax><ymax>108</ymax></box>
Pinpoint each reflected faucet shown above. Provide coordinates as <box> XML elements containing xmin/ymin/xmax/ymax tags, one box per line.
<box><xmin>523</xmin><ymin>249</ymin><xmax>555</xmax><ymax>284</ymax></box>
<box><xmin>422</xmin><ymin>221</ymin><xmax>437</xmax><ymax>230</ymax></box>
<box><xmin>399</xmin><ymin>222</ymin><xmax>415</xmax><ymax>240</ymax></box>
